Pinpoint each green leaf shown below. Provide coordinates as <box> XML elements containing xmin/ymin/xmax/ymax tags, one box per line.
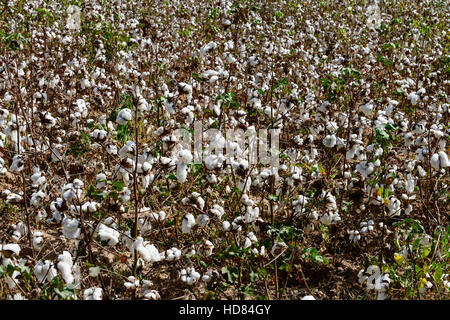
<box><xmin>111</xmin><ymin>180</ymin><xmax>124</xmax><ymax>191</ymax></box>
<box><xmin>54</xmin><ymin>287</ymin><xmax>75</xmax><ymax>300</ymax></box>
<box><xmin>433</xmin><ymin>265</ymin><xmax>443</xmax><ymax>284</ymax></box>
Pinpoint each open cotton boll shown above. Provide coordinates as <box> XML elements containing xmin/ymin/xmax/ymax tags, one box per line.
<box><xmin>35</xmin><ymin>208</ymin><xmax>47</xmax><ymax>223</ymax></box>
<box><xmin>142</xmin><ymin>287</ymin><xmax>160</xmax><ymax>300</ymax></box>
<box><xmin>116</xmin><ymin>108</ymin><xmax>132</xmax><ymax>125</ymax></box>
<box><xmin>9</xmin><ymin>155</ymin><xmax>25</xmax><ymax>172</ymax></box>
<box><xmin>0</xmin><ymin>243</ymin><xmax>21</xmax><ymax>259</ymax></box>
<box><xmin>119</xmin><ymin>141</ymin><xmax>136</xmax><ymax>160</ymax></box>
<box><xmin>176</xmin><ymin>149</ymin><xmax>192</xmax><ymax>183</ymax></box>
<box><xmin>359</xmin><ymin>103</ymin><xmax>374</xmax><ymax>116</ymax></box>
<box><xmin>356</xmin><ymin>161</ymin><xmax>375</xmax><ymax>178</ymax></box>
<box><xmin>407</xmin><ymin>92</ymin><xmax>420</xmax><ymax>105</ymax></box>
<box><xmin>200</xmin><ymin>240</ymin><xmax>215</xmax><ymax>257</ymax></box>
<box><xmin>82</xmin><ymin>201</ymin><xmax>100</xmax><ymax>213</ymax></box>
<box><xmin>271</xmin><ymin>242</ymin><xmax>288</xmax><ymax>256</ymax></box>
<box><xmin>32</xmin><ymin>231</ymin><xmax>44</xmax><ymax>250</ymax></box>
<box><xmin>360</xmin><ymin>220</ymin><xmax>375</xmax><ymax>233</ymax></box>
<box><xmin>11</xmin><ymin>221</ymin><xmax>27</xmax><ymax>241</ymax></box>
<box><xmin>430</xmin><ymin>152</ymin><xmax>450</xmax><ymax>170</ymax></box>
<box><xmin>222</xmin><ymin>221</ymin><xmax>231</xmax><ymax>231</ymax></box>
<box><xmin>133</xmin><ymin>237</ymin><xmax>162</xmax><ymax>263</ymax></box>
<box><xmin>209</xmin><ymin>204</ymin><xmax>224</xmax><ymax>220</ymax></box>
<box><xmin>244</xmin><ymin>205</ymin><xmax>259</xmax><ymax>223</ymax></box>
<box><xmin>387</xmin><ymin>196</ymin><xmax>401</xmax><ymax>217</ymax></box>
<box><xmin>301</xmin><ymin>295</ymin><xmax>316</xmax><ymax>300</ymax></box>
<box><xmin>96</xmin><ymin>173</ymin><xmax>107</xmax><ymax>189</ymax></box>
<box><xmin>293</xmin><ymin>195</ymin><xmax>308</xmax><ymax>215</ymax></box>
<box><xmin>322</xmin><ymin>134</ymin><xmax>337</xmax><ymax>148</ymax></box>
<box><xmin>199</xmin><ymin>41</ymin><xmax>217</xmax><ymax>59</ymax></box>
<box><xmin>98</xmin><ymin>223</ymin><xmax>120</xmax><ymax>246</ymax></box>
<box><xmin>182</xmin><ymin>213</ymin><xmax>196</xmax><ymax>234</ymax></box>
<box><xmin>124</xmin><ymin>276</ymin><xmax>140</xmax><ymax>290</ymax></box>
<box><xmin>196</xmin><ymin>214</ymin><xmax>210</xmax><ymax>227</ymax></box>
<box><xmin>57</xmin><ymin>251</ymin><xmax>74</xmax><ymax>285</ymax></box>
<box><xmin>405</xmin><ymin>174</ymin><xmax>415</xmax><ymax>194</ymax></box>
<box><xmin>106</xmin><ymin>143</ymin><xmax>118</xmax><ymax>155</ymax></box>
<box><xmin>320</xmin><ymin>212</ymin><xmax>341</xmax><ymax>225</ymax></box>
<box><xmin>166</xmin><ymin>247</ymin><xmax>182</xmax><ymax>261</ymax></box>
<box><xmin>180</xmin><ymin>267</ymin><xmax>201</xmax><ymax>285</ymax></box>
<box><xmin>83</xmin><ymin>287</ymin><xmax>103</xmax><ymax>300</ymax></box>
<box><xmin>349</xmin><ymin>230</ymin><xmax>361</xmax><ymax>242</ymax></box>
<box><xmin>34</xmin><ymin>260</ymin><xmax>57</xmax><ymax>283</ymax></box>
<box><xmin>62</xmin><ymin>216</ymin><xmax>81</xmax><ymax>239</ymax></box>
<box><xmin>358</xmin><ymin>266</ymin><xmax>391</xmax><ymax>300</ymax></box>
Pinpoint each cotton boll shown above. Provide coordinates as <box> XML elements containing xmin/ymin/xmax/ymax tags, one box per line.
<box><xmin>166</xmin><ymin>248</ymin><xmax>181</xmax><ymax>261</ymax></box>
<box><xmin>34</xmin><ymin>260</ymin><xmax>57</xmax><ymax>283</ymax></box>
<box><xmin>98</xmin><ymin>223</ymin><xmax>120</xmax><ymax>246</ymax></box>
<box><xmin>405</xmin><ymin>174</ymin><xmax>415</xmax><ymax>194</ymax></box>
<box><xmin>119</xmin><ymin>141</ymin><xmax>136</xmax><ymax>159</ymax></box>
<box><xmin>11</xmin><ymin>222</ymin><xmax>28</xmax><ymax>241</ymax></box>
<box><xmin>209</xmin><ymin>204</ymin><xmax>224</xmax><ymax>220</ymax></box>
<box><xmin>180</xmin><ymin>267</ymin><xmax>201</xmax><ymax>285</ymax></box>
<box><xmin>293</xmin><ymin>195</ymin><xmax>308</xmax><ymax>215</ymax></box>
<box><xmin>106</xmin><ymin>143</ymin><xmax>118</xmax><ymax>155</ymax></box>
<box><xmin>9</xmin><ymin>155</ymin><xmax>25</xmax><ymax>172</ymax></box>
<box><xmin>32</xmin><ymin>231</ymin><xmax>44</xmax><ymax>250</ymax></box>
<box><xmin>202</xmin><ymin>270</ymin><xmax>220</xmax><ymax>283</ymax></box>
<box><xmin>407</xmin><ymin>92</ymin><xmax>420</xmax><ymax>105</ymax></box>
<box><xmin>83</xmin><ymin>287</ymin><xmax>103</xmax><ymax>300</ymax></box>
<box><xmin>201</xmin><ymin>240</ymin><xmax>214</xmax><ymax>257</ymax></box>
<box><xmin>142</xmin><ymin>288</ymin><xmax>160</xmax><ymax>300</ymax></box>
<box><xmin>176</xmin><ymin>149</ymin><xmax>192</xmax><ymax>183</ymax></box>
<box><xmin>35</xmin><ymin>209</ymin><xmax>47</xmax><ymax>223</ymax></box>
<box><xmin>356</xmin><ymin>161</ymin><xmax>375</xmax><ymax>179</ymax></box>
<box><xmin>435</xmin><ymin>152</ymin><xmax>449</xmax><ymax>169</ymax></box>
<box><xmin>271</xmin><ymin>242</ymin><xmax>288</xmax><ymax>256</ymax></box>
<box><xmin>116</xmin><ymin>108</ymin><xmax>132</xmax><ymax>125</ymax></box>
<box><xmin>1</xmin><ymin>243</ymin><xmax>21</xmax><ymax>258</ymax></box>
<box><xmin>62</xmin><ymin>217</ymin><xmax>81</xmax><ymax>239</ymax></box>
<box><xmin>57</xmin><ymin>251</ymin><xmax>74</xmax><ymax>285</ymax></box>
<box><xmin>320</xmin><ymin>212</ymin><xmax>341</xmax><ymax>225</ymax></box>
<box><xmin>199</xmin><ymin>41</ymin><xmax>217</xmax><ymax>59</ymax></box>
<box><xmin>387</xmin><ymin>196</ymin><xmax>401</xmax><ymax>217</ymax></box>
<box><xmin>360</xmin><ymin>220</ymin><xmax>375</xmax><ymax>233</ymax></box>
<box><xmin>133</xmin><ymin>237</ymin><xmax>162</xmax><ymax>263</ymax></box>
<box><xmin>96</xmin><ymin>173</ymin><xmax>107</xmax><ymax>189</ymax></box>
<box><xmin>359</xmin><ymin>103</ymin><xmax>373</xmax><ymax>116</ymax></box>
<box><xmin>349</xmin><ymin>230</ymin><xmax>361</xmax><ymax>242</ymax></box>
<box><xmin>323</xmin><ymin>134</ymin><xmax>337</xmax><ymax>148</ymax></box>
<box><xmin>222</xmin><ymin>221</ymin><xmax>231</xmax><ymax>231</ymax></box>
<box><xmin>182</xmin><ymin>213</ymin><xmax>196</xmax><ymax>234</ymax></box>
<box><xmin>197</xmin><ymin>214</ymin><xmax>210</xmax><ymax>227</ymax></box>
<box><xmin>124</xmin><ymin>276</ymin><xmax>140</xmax><ymax>289</ymax></box>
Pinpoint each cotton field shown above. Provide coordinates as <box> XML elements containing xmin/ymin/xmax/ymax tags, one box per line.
<box><xmin>0</xmin><ymin>0</ymin><xmax>448</xmax><ymax>300</ymax></box>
